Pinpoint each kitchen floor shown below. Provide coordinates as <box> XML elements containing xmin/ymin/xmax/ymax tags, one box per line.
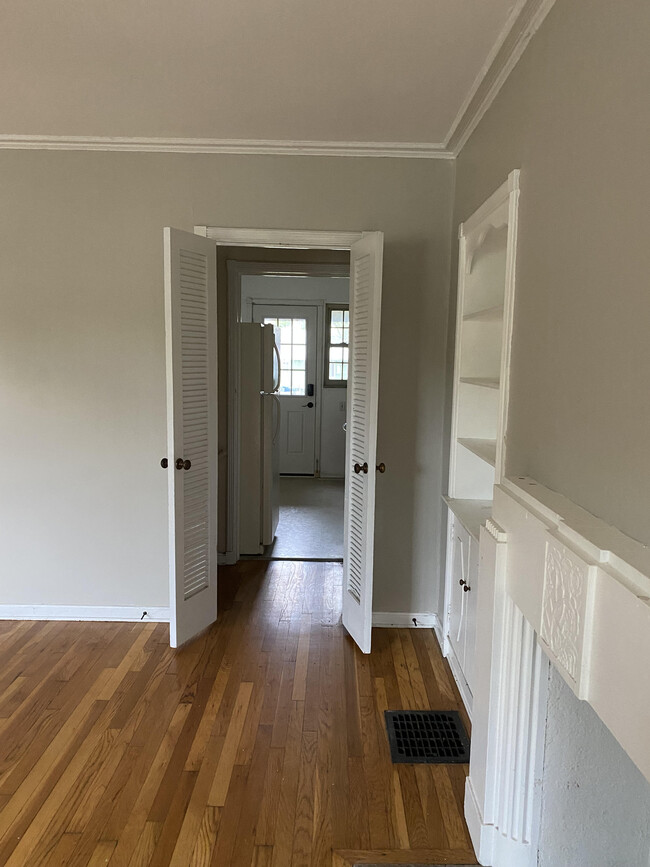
<box><xmin>265</xmin><ymin>476</ymin><xmax>344</xmax><ymax>560</ymax></box>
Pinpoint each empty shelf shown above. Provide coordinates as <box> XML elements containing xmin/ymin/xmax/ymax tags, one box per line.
<box><xmin>443</xmin><ymin>496</ymin><xmax>493</xmax><ymax>541</ymax></box>
<box><xmin>458</xmin><ymin>438</ymin><xmax>497</xmax><ymax>467</ymax></box>
<box><xmin>459</xmin><ymin>377</ymin><xmax>500</xmax><ymax>389</ymax></box>
<box><xmin>463</xmin><ymin>304</ymin><xmax>504</xmax><ymax>322</ymax></box>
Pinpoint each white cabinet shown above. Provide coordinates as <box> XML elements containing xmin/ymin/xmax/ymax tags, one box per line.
<box><xmin>445</xmin><ymin>514</ymin><xmax>479</xmax><ymax>707</ymax></box>
<box><xmin>442</xmin><ymin>171</ymin><xmax>520</xmax><ymax>717</ymax></box>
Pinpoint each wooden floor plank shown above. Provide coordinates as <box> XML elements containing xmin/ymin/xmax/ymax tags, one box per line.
<box><xmin>0</xmin><ymin>561</ymin><xmax>477</xmax><ymax>866</ymax></box>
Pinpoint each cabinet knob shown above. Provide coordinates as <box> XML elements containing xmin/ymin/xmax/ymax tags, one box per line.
<box><xmin>354</xmin><ymin>462</ymin><xmax>369</xmax><ymax>475</ymax></box>
<box><xmin>459</xmin><ymin>579</ymin><xmax>466</xmax><ymax>586</ymax></box>
<box><xmin>463</xmin><ymin>585</ymin><xmax>471</xmax><ymax>592</ymax></box>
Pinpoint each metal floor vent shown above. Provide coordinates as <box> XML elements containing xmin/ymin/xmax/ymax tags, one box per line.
<box><xmin>384</xmin><ymin>710</ymin><xmax>470</xmax><ymax>763</ymax></box>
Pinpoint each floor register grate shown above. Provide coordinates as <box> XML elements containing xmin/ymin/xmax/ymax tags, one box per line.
<box><xmin>384</xmin><ymin>710</ymin><xmax>470</xmax><ymax>764</ymax></box>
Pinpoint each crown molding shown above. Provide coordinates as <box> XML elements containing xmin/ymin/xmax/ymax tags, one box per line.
<box><xmin>0</xmin><ymin>134</ymin><xmax>453</xmax><ymax>159</ymax></box>
<box><xmin>0</xmin><ymin>0</ymin><xmax>556</xmax><ymax>163</ymax></box>
<box><xmin>447</xmin><ymin>0</ymin><xmax>558</xmax><ymax>155</ymax></box>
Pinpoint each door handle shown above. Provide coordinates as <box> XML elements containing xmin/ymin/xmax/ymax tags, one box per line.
<box><xmin>175</xmin><ymin>458</ymin><xmax>191</xmax><ymax>470</ymax></box>
<box><xmin>353</xmin><ymin>462</ymin><xmax>369</xmax><ymax>474</ymax></box>
<box><xmin>302</xmin><ymin>402</ymin><xmax>314</xmax><ymax>408</ymax></box>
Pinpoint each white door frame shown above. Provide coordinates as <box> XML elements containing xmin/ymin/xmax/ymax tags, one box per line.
<box><xmin>193</xmin><ymin>228</ymin><xmax>362</xmax><ymax>565</ymax></box>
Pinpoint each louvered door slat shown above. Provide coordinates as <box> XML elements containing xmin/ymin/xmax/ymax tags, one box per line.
<box><xmin>165</xmin><ymin>228</ymin><xmax>218</xmax><ymax>648</ymax></box>
<box><xmin>342</xmin><ymin>232</ymin><xmax>384</xmax><ymax>654</ymax></box>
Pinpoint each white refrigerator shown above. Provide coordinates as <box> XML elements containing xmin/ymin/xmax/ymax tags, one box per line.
<box><xmin>239</xmin><ymin>323</ymin><xmax>281</xmax><ymax>555</ymax></box>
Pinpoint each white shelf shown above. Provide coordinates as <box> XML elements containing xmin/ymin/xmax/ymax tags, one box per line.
<box><xmin>458</xmin><ymin>437</ymin><xmax>497</xmax><ymax>467</ymax></box>
<box><xmin>463</xmin><ymin>304</ymin><xmax>504</xmax><ymax>322</ymax></box>
<box><xmin>443</xmin><ymin>496</ymin><xmax>493</xmax><ymax>541</ymax></box>
<box><xmin>459</xmin><ymin>376</ymin><xmax>500</xmax><ymax>390</ymax></box>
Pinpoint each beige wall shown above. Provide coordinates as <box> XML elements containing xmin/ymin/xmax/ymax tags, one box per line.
<box><xmin>452</xmin><ymin>0</ymin><xmax>650</xmax><ymax>860</ymax></box>
<box><xmin>453</xmin><ymin>0</ymin><xmax>650</xmax><ymax>549</ymax></box>
<box><xmin>0</xmin><ymin>150</ymin><xmax>453</xmax><ymax>612</ymax></box>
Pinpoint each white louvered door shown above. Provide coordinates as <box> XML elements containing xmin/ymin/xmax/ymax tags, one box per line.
<box><xmin>342</xmin><ymin>232</ymin><xmax>384</xmax><ymax>653</ymax></box>
<box><xmin>164</xmin><ymin>228</ymin><xmax>218</xmax><ymax>648</ymax></box>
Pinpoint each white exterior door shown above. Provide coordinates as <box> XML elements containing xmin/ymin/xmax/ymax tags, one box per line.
<box><xmin>252</xmin><ymin>304</ymin><xmax>318</xmax><ymax>475</ymax></box>
<box><xmin>342</xmin><ymin>232</ymin><xmax>384</xmax><ymax>654</ymax></box>
<box><xmin>164</xmin><ymin>228</ymin><xmax>218</xmax><ymax>648</ymax></box>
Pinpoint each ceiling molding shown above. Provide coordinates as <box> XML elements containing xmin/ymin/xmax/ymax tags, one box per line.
<box><xmin>0</xmin><ymin>0</ymin><xmax>556</xmax><ymax>162</ymax></box>
<box><xmin>0</xmin><ymin>135</ymin><xmax>453</xmax><ymax>160</ymax></box>
<box><xmin>447</xmin><ymin>0</ymin><xmax>558</xmax><ymax>155</ymax></box>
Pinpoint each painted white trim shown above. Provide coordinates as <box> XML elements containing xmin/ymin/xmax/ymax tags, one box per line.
<box><xmin>445</xmin><ymin>639</ymin><xmax>473</xmax><ymax>720</ymax></box>
<box><xmin>198</xmin><ymin>227</ymin><xmax>363</xmax><ymax>250</ymax></box>
<box><xmin>459</xmin><ymin>169</ymin><xmax>520</xmax><ymax>238</ymax></box>
<box><xmin>0</xmin><ymin>135</ymin><xmax>453</xmax><ymax>159</ymax></box>
<box><xmin>371</xmin><ymin>612</ymin><xmax>441</xmax><ymax>630</ymax></box>
<box><xmin>493</xmin><ymin>475</ymin><xmax>650</xmax><ymax>783</ymax></box>
<box><xmin>447</xmin><ymin>0</ymin><xmax>558</xmax><ymax>154</ymax></box>
<box><xmin>218</xmin><ymin>552</ymin><xmax>237</xmax><ymax>566</ymax></box>
<box><xmin>0</xmin><ymin>605</ymin><xmax>170</xmax><ymax>622</ymax></box>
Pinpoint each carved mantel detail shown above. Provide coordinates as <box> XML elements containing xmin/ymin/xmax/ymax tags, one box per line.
<box><xmin>540</xmin><ymin>535</ymin><xmax>595</xmax><ymax>697</ymax></box>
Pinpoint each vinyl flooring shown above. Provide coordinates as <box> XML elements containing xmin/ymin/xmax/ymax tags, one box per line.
<box><xmin>0</xmin><ymin>560</ymin><xmax>477</xmax><ymax>866</ymax></box>
<box><xmin>263</xmin><ymin>477</ymin><xmax>345</xmax><ymax>560</ymax></box>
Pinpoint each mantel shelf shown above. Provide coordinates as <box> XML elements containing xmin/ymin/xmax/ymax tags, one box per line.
<box><xmin>459</xmin><ymin>376</ymin><xmax>500</xmax><ymax>390</ymax></box>
<box><xmin>463</xmin><ymin>304</ymin><xmax>504</xmax><ymax>322</ymax></box>
<box><xmin>458</xmin><ymin>437</ymin><xmax>497</xmax><ymax>467</ymax></box>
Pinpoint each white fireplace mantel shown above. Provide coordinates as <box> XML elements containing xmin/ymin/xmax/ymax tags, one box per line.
<box><xmin>465</xmin><ymin>475</ymin><xmax>650</xmax><ymax>866</ymax></box>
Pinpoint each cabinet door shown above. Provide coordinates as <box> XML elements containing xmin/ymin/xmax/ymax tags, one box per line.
<box><xmin>448</xmin><ymin>519</ymin><xmax>470</xmax><ymax>670</ymax></box>
<box><xmin>463</xmin><ymin>535</ymin><xmax>480</xmax><ymax>695</ymax></box>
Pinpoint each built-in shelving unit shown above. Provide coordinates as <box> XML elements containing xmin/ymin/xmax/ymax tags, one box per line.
<box><xmin>447</xmin><ymin>170</ymin><xmax>520</xmax><ymax>506</ymax></box>
<box><xmin>441</xmin><ymin>171</ymin><xmax>520</xmax><ymax>714</ymax></box>
<box><xmin>463</xmin><ymin>304</ymin><xmax>504</xmax><ymax>323</ymax></box>
<box><xmin>459</xmin><ymin>377</ymin><xmax>500</xmax><ymax>390</ymax></box>
<box><xmin>457</xmin><ymin>438</ymin><xmax>497</xmax><ymax>467</ymax></box>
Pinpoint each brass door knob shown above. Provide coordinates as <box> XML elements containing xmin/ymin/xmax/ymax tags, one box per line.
<box><xmin>175</xmin><ymin>458</ymin><xmax>192</xmax><ymax>470</ymax></box>
<box><xmin>353</xmin><ymin>462</ymin><xmax>369</xmax><ymax>474</ymax></box>
<box><xmin>376</xmin><ymin>462</ymin><xmax>386</xmax><ymax>473</ymax></box>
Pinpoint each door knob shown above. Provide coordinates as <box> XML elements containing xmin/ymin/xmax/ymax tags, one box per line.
<box><xmin>376</xmin><ymin>462</ymin><xmax>386</xmax><ymax>473</ymax></box>
<box><xmin>160</xmin><ymin>458</ymin><xmax>168</xmax><ymax>469</ymax></box>
<box><xmin>175</xmin><ymin>458</ymin><xmax>192</xmax><ymax>470</ymax></box>
<box><xmin>302</xmin><ymin>402</ymin><xmax>314</xmax><ymax>408</ymax></box>
<box><xmin>354</xmin><ymin>462</ymin><xmax>369</xmax><ymax>474</ymax></box>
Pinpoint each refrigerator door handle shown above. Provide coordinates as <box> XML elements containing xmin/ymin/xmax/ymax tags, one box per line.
<box><xmin>271</xmin><ymin>394</ymin><xmax>281</xmax><ymax>443</ymax></box>
<box><xmin>272</xmin><ymin>342</ymin><xmax>281</xmax><ymax>393</ymax></box>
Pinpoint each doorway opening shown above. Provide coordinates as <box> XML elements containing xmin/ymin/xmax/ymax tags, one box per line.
<box><xmin>233</xmin><ymin>259</ymin><xmax>349</xmax><ymax>561</ymax></box>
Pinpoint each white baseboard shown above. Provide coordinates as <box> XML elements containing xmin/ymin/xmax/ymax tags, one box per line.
<box><xmin>372</xmin><ymin>611</ymin><xmax>441</xmax><ymax>630</ymax></box>
<box><xmin>466</xmin><ymin>768</ymin><xmax>538</xmax><ymax>867</ymax></box>
<box><xmin>465</xmin><ymin>776</ymin><xmax>492</xmax><ymax>866</ymax></box>
<box><xmin>0</xmin><ymin>605</ymin><xmax>170</xmax><ymax>623</ymax></box>
<box><xmin>218</xmin><ymin>552</ymin><xmax>238</xmax><ymax>566</ymax></box>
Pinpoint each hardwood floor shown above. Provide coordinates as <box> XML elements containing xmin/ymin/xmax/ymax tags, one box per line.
<box><xmin>0</xmin><ymin>561</ymin><xmax>478</xmax><ymax>866</ymax></box>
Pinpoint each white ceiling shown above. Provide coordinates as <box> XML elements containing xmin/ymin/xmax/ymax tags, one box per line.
<box><xmin>1</xmin><ymin>0</ymin><xmax>522</xmax><ymax>146</ymax></box>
